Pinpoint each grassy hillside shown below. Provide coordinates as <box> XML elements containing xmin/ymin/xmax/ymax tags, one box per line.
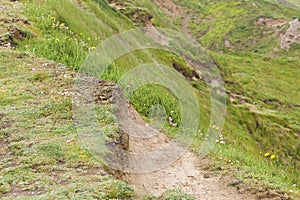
<box><xmin>114</xmin><ymin>0</ymin><xmax>300</xmax><ymax>194</ymax></box>
<box><xmin>1</xmin><ymin>0</ymin><xmax>299</xmax><ymax>199</ymax></box>
<box><xmin>0</xmin><ymin>0</ymin><xmax>195</xmax><ymax>199</ymax></box>
<box><xmin>0</xmin><ymin>49</ymin><xmax>135</xmax><ymax>198</ymax></box>
<box><xmin>173</xmin><ymin>0</ymin><xmax>300</xmax><ymax>52</ymax></box>
<box><xmin>0</xmin><ymin>1</ymin><xmax>136</xmax><ymax>199</ymax></box>
<box><xmin>168</xmin><ymin>0</ymin><xmax>300</xmax><ymax>194</ymax></box>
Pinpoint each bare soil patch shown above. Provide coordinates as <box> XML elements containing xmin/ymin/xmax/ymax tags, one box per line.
<box><xmin>152</xmin><ymin>0</ymin><xmax>194</xmax><ymax>38</ymax></box>
<box><xmin>108</xmin><ymin>0</ymin><xmax>154</xmax><ymax>26</ymax></box>
<box><xmin>0</xmin><ymin>1</ymin><xmax>31</xmax><ymax>49</ymax></box>
<box><xmin>107</xmin><ymin>91</ymin><xmax>254</xmax><ymax>199</ymax></box>
<box><xmin>280</xmin><ymin>19</ymin><xmax>300</xmax><ymax>49</ymax></box>
<box><xmin>112</xmin><ymin>98</ymin><xmax>289</xmax><ymax>199</ymax></box>
<box><xmin>257</xmin><ymin>17</ymin><xmax>300</xmax><ymax>49</ymax></box>
<box><xmin>152</xmin><ymin>0</ymin><xmax>180</xmax><ymax>17</ymax></box>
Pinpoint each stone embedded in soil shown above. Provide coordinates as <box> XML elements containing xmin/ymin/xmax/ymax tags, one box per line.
<box><xmin>203</xmin><ymin>173</ymin><xmax>210</xmax><ymax>179</ymax></box>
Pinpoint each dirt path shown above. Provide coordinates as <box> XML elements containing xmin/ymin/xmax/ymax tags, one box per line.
<box><xmin>118</xmin><ymin>108</ymin><xmax>256</xmax><ymax>199</ymax></box>
<box><xmin>110</xmin><ymin>93</ymin><xmax>255</xmax><ymax>199</ymax></box>
<box><xmin>106</xmin><ymin>1</ymin><xmax>292</xmax><ymax>199</ymax></box>
<box><xmin>113</xmin><ymin>95</ymin><xmax>288</xmax><ymax>199</ymax></box>
<box><xmin>106</xmin><ymin>1</ymin><xmax>258</xmax><ymax>199</ymax></box>
<box><xmin>256</xmin><ymin>17</ymin><xmax>300</xmax><ymax>49</ymax></box>
<box><xmin>277</xmin><ymin>0</ymin><xmax>300</xmax><ymax>9</ymax></box>
<box><xmin>122</xmin><ymin>151</ymin><xmax>254</xmax><ymax>199</ymax></box>
<box><xmin>280</xmin><ymin>19</ymin><xmax>300</xmax><ymax>49</ymax></box>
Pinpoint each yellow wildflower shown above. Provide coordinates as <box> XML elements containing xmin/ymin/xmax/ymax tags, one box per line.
<box><xmin>59</xmin><ymin>23</ymin><xmax>65</xmax><ymax>27</ymax></box>
<box><xmin>270</xmin><ymin>155</ymin><xmax>276</xmax><ymax>159</ymax></box>
<box><xmin>264</xmin><ymin>152</ymin><xmax>270</xmax><ymax>157</ymax></box>
<box><xmin>87</xmin><ymin>37</ymin><xmax>91</xmax><ymax>41</ymax></box>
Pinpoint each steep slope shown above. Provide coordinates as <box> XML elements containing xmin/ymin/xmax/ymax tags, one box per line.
<box><xmin>170</xmin><ymin>0</ymin><xmax>300</xmax><ymax>52</ymax></box>
<box><xmin>1</xmin><ymin>0</ymin><xmax>299</xmax><ymax>199</ymax></box>
<box><xmin>112</xmin><ymin>0</ymin><xmax>300</xmax><ymax>196</ymax></box>
<box><xmin>0</xmin><ymin>1</ymin><xmax>135</xmax><ymax>199</ymax></box>
<box><xmin>0</xmin><ymin>2</ymin><xmax>256</xmax><ymax>199</ymax></box>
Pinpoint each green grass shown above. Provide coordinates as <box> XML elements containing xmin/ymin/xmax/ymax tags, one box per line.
<box><xmin>107</xmin><ymin>0</ymin><xmax>170</xmax><ymax>27</ymax></box>
<box><xmin>20</xmin><ymin>0</ymin><xmax>134</xmax><ymax>69</ymax></box>
<box><xmin>159</xmin><ymin>189</ymin><xmax>197</xmax><ymax>200</ymax></box>
<box><xmin>2</xmin><ymin>0</ymin><xmax>300</xmax><ymax>198</ymax></box>
<box><xmin>174</xmin><ymin>0</ymin><xmax>300</xmax><ymax>52</ymax></box>
<box><xmin>154</xmin><ymin>0</ymin><xmax>300</xmax><ymax>195</ymax></box>
<box><xmin>0</xmin><ymin>50</ymin><xmax>134</xmax><ymax>199</ymax></box>
<box><xmin>204</xmin><ymin>51</ymin><xmax>300</xmax><ymax>194</ymax></box>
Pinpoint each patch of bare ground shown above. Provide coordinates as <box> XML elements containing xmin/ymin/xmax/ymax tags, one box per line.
<box><xmin>0</xmin><ymin>1</ymin><xmax>31</xmax><ymax>49</ymax></box>
<box><xmin>107</xmin><ymin>89</ymin><xmax>276</xmax><ymax>199</ymax></box>
<box><xmin>107</xmin><ymin>0</ymin><xmax>124</xmax><ymax>11</ymax></box>
<box><xmin>108</xmin><ymin>0</ymin><xmax>194</xmax><ymax>36</ymax></box>
<box><xmin>257</xmin><ymin>17</ymin><xmax>289</xmax><ymax>36</ymax></box>
<box><xmin>111</xmin><ymin>97</ymin><xmax>290</xmax><ymax>199</ymax></box>
<box><xmin>152</xmin><ymin>0</ymin><xmax>180</xmax><ymax>17</ymax></box>
<box><xmin>257</xmin><ymin>17</ymin><xmax>300</xmax><ymax>49</ymax></box>
<box><xmin>224</xmin><ymin>39</ymin><xmax>235</xmax><ymax>50</ymax></box>
<box><xmin>0</xmin><ymin>118</ymin><xmax>15</xmax><ymax>130</ymax></box>
<box><xmin>280</xmin><ymin>19</ymin><xmax>300</xmax><ymax>49</ymax></box>
<box><xmin>152</xmin><ymin>0</ymin><xmax>195</xmax><ymax>38</ymax></box>
<box><xmin>0</xmin><ymin>186</ymin><xmax>32</xmax><ymax>199</ymax></box>
<box><xmin>108</xmin><ymin>0</ymin><xmax>154</xmax><ymax>26</ymax></box>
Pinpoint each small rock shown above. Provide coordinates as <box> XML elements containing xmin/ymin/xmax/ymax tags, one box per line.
<box><xmin>203</xmin><ymin>173</ymin><xmax>210</xmax><ymax>179</ymax></box>
<box><xmin>66</xmin><ymin>139</ymin><xmax>75</xmax><ymax>144</ymax></box>
<box><xmin>238</xmin><ymin>188</ymin><xmax>247</xmax><ymax>194</ymax></box>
